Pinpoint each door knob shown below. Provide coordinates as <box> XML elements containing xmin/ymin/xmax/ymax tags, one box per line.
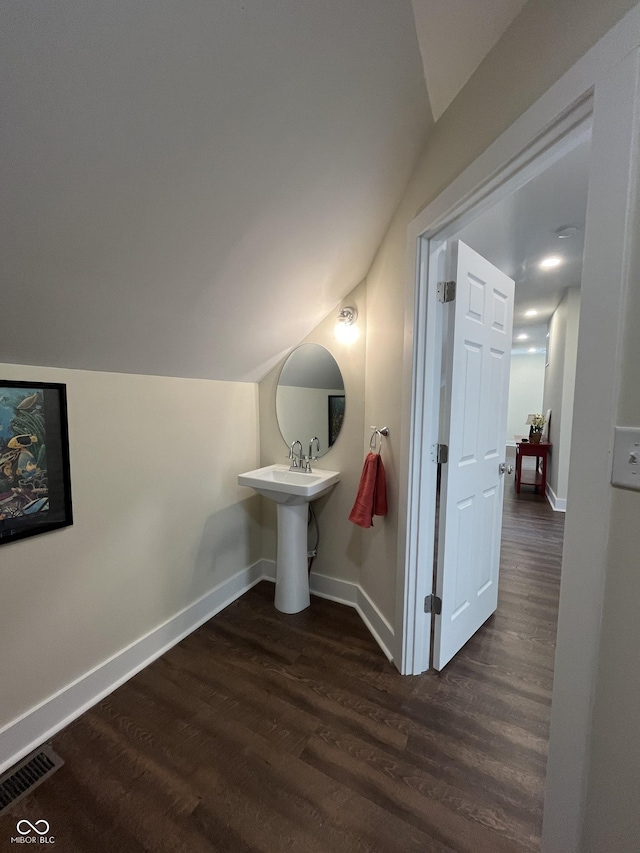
<box><xmin>499</xmin><ymin>462</ymin><xmax>513</xmax><ymax>475</ymax></box>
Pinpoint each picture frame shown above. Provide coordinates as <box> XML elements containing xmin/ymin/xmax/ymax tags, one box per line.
<box><xmin>0</xmin><ymin>380</ymin><xmax>73</xmax><ymax>546</ymax></box>
<box><xmin>328</xmin><ymin>394</ymin><xmax>345</xmax><ymax>447</ymax></box>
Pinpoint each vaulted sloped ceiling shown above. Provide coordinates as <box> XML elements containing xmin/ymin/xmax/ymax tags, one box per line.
<box><xmin>1</xmin><ymin>1</ymin><xmax>432</xmax><ymax>382</ymax></box>
<box><xmin>1</xmin><ymin>1</ymin><xmax>529</xmax><ymax>383</ymax></box>
<box><xmin>411</xmin><ymin>0</ymin><xmax>527</xmax><ymax>121</ymax></box>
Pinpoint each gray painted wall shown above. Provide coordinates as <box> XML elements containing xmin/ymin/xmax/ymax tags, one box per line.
<box><xmin>0</xmin><ymin>364</ymin><xmax>261</xmax><ymax>730</ymax></box>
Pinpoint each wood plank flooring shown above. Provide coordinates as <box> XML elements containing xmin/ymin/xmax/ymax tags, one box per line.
<box><xmin>0</xmin><ymin>482</ymin><xmax>563</xmax><ymax>852</ymax></box>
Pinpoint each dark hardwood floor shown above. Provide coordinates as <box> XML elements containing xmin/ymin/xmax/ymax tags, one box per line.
<box><xmin>0</xmin><ymin>478</ymin><xmax>563</xmax><ymax>852</ymax></box>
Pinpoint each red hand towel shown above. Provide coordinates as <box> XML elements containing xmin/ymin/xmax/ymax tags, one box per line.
<box><xmin>349</xmin><ymin>452</ymin><xmax>388</xmax><ymax>528</ymax></box>
<box><xmin>374</xmin><ymin>454</ymin><xmax>388</xmax><ymax>518</ymax></box>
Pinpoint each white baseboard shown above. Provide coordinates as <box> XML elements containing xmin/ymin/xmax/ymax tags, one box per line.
<box><xmin>309</xmin><ymin>571</ymin><xmax>395</xmax><ymax>662</ymax></box>
<box><xmin>352</xmin><ymin>585</ymin><xmax>395</xmax><ymax>662</ymax></box>
<box><xmin>546</xmin><ymin>482</ymin><xmax>567</xmax><ymax>512</ymax></box>
<box><xmin>0</xmin><ymin>558</ymin><xmax>395</xmax><ymax>776</ymax></box>
<box><xmin>307</xmin><ymin>569</ymin><xmax>357</xmax><ymax>606</ymax></box>
<box><xmin>255</xmin><ymin>561</ymin><xmax>395</xmax><ymax>661</ymax></box>
<box><xmin>0</xmin><ymin>560</ymin><xmax>271</xmax><ymax>776</ymax></box>
<box><xmin>261</xmin><ymin>559</ymin><xmax>276</xmax><ymax>583</ymax></box>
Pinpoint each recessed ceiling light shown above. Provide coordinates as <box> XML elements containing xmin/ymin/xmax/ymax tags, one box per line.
<box><xmin>540</xmin><ymin>256</ymin><xmax>563</xmax><ymax>269</ymax></box>
<box><xmin>528</xmin><ymin>347</ymin><xmax>537</xmax><ymax>353</ymax></box>
<box><xmin>517</xmin><ymin>333</ymin><xmax>528</xmax><ymax>340</ymax></box>
<box><xmin>525</xmin><ymin>309</ymin><xmax>538</xmax><ymax>317</ymax></box>
<box><xmin>556</xmin><ymin>225</ymin><xmax>578</xmax><ymax>239</ymax></box>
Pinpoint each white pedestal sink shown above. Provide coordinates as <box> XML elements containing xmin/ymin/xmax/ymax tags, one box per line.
<box><xmin>238</xmin><ymin>464</ymin><xmax>340</xmax><ymax>613</ymax></box>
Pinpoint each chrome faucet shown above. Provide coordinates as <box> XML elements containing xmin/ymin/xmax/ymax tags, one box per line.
<box><xmin>289</xmin><ymin>440</ymin><xmax>303</xmax><ymax>470</ymax></box>
<box><xmin>303</xmin><ymin>437</ymin><xmax>320</xmax><ymax>472</ymax></box>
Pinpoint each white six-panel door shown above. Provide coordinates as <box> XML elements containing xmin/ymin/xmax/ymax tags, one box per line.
<box><xmin>433</xmin><ymin>241</ymin><xmax>514</xmax><ymax>670</ymax></box>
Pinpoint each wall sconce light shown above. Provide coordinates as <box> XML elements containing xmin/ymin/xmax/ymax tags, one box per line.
<box><xmin>334</xmin><ymin>305</ymin><xmax>359</xmax><ymax>343</ymax></box>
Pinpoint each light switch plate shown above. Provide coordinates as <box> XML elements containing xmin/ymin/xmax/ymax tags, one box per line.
<box><xmin>611</xmin><ymin>426</ymin><xmax>640</xmax><ymax>491</ymax></box>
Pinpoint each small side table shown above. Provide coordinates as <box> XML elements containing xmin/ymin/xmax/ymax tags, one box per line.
<box><xmin>515</xmin><ymin>437</ymin><xmax>551</xmax><ymax>496</ymax></box>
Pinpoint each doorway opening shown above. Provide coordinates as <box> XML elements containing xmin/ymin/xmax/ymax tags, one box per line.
<box><xmin>400</xmin><ymin>104</ymin><xmax>592</xmax><ymax>676</ymax></box>
<box><xmin>422</xmin><ymin>134</ymin><xmax>590</xmax><ymax>667</ymax></box>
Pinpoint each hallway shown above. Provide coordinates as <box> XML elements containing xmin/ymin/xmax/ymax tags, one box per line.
<box><xmin>0</xmin><ymin>486</ymin><xmax>564</xmax><ymax>853</ymax></box>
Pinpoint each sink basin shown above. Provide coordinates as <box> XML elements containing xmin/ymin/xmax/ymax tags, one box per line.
<box><xmin>238</xmin><ymin>463</ymin><xmax>340</xmax><ymax>613</ymax></box>
<box><xmin>238</xmin><ymin>463</ymin><xmax>340</xmax><ymax>505</ymax></box>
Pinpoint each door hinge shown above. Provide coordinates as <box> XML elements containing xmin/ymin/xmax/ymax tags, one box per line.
<box><xmin>436</xmin><ymin>443</ymin><xmax>448</xmax><ymax>464</ymax></box>
<box><xmin>437</xmin><ymin>280</ymin><xmax>456</xmax><ymax>303</ymax></box>
<box><xmin>424</xmin><ymin>594</ymin><xmax>442</xmax><ymax>615</ymax></box>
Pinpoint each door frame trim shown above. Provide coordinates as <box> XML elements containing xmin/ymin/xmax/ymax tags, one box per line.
<box><xmin>396</xmin><ymin>7</ymin><xmax>640</xmax><ymax>852</ymax></box>
<box><xmin>397</xmin><ymin>95</ymin><xmax>594</xmax><ymax>677</ymax></box>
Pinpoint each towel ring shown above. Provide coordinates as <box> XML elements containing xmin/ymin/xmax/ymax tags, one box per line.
<box><xmin>370</xmin><ymin>426</ymin><xmax>389</xmax><ymax>453</ymax></box>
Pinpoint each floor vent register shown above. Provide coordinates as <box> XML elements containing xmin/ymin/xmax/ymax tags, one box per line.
<box><xmin>0</xmin><ymin>745</ymin><xmax>64</xmax><ymax>816</ymax></box>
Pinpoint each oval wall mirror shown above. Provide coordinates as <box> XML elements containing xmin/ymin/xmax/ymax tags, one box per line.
<box><xmin>276</xmin><ymin>344</ymin><xmax>345</xmax><ymax>457</ymax></box>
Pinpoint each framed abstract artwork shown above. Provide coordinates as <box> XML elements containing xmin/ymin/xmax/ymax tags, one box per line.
<box><xmin>0</xmin><ymin>381</ymin><xmax>73</xmax><ymax>546</ymax></box>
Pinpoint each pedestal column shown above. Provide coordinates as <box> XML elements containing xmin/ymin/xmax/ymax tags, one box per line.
<box><xmin>274</xmin><ymin>502</ymin><xmax>310</xmax><ymax>613</ymax></box>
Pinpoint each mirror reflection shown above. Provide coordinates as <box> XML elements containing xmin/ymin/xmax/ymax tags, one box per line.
<box><xmin>276</xmin><ymin>344</ymin><xmax>345</xmax><ymax>457</ymax></box>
